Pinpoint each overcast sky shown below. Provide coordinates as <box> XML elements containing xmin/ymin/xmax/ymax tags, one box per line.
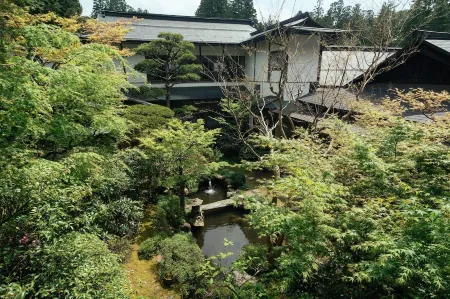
<box><xmin>79</xmin><ymin>0</ymin><xmax>379</xmax><ymax>20</ymax></box>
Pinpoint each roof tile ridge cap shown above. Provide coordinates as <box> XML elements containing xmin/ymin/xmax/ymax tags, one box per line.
<box><xmin>101</xmin><ymin>10</ymin><xmax>252</xmax><ymax>25</ymax></box>
<box><xmin>132</xmin><ymin>23</ymin><xmax>254</xmax><ymax>32</ymax></box>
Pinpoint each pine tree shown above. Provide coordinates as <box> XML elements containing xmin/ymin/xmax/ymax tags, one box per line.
<box><xmin>228</xmin><ymin>0</ymin><xmax>257</xmax><ymax>24</ymax></box>
<box><xmin>134</xmin><ymin>33</ymin><xmax>202</xmax><ymax>108</ymax></box>
<box><xmin>195</xmin><ymin>0</ymin><xmax>228</xmax><ymax>18</ymax></box>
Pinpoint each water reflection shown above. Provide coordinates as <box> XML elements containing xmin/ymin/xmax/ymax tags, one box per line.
<box><xmin>190</xmin><ymin>181</ymin><xmax>227</xmax><ymax>205</ymax></box>
<box><xmin>193</xmin><ymin>209</ymin><xmax>263</xmax><ymax>267</ymax></box>
<box><xmin>190</xmin><ymin>169</ymin><xmax>272</xmax><ymax>267</ymax></box>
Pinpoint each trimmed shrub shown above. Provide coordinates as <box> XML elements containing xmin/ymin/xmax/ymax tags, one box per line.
<box><xmin>138</xmin><ymin>234</ymin><xmax>166</xmax><ymax>260</ymax></box>
<box><xmin>219</xmin><ymin>168</ymin><xmax>246</xmax><ymax>189</ymax></box>
<box><xmin>157</xmin><ymin>234</ymin><xmax>205</xmax><ymax>295</ymax></box>
<box><xmin>99</xmin><ymin>197</ymin><xmax>143</xmax><ymax>237</ymax></box>
<box><xmin>123</xmin><ymin>104</ymin><xmax>174</xmax><ymax>132</ymax></box>
<box><xmin>174</xmin><ymin>105</ymin><xmax>198</xmax><ymax>121</ymax></box>
<box><xmin>153</xmin><ymin>195</ymin><xmax>184</xmax><ymax>233</ymax></box>
<box><xmin>128</xmin><ymin>85</ymin><xmax>164</xmax><ymax>100</ymax></box>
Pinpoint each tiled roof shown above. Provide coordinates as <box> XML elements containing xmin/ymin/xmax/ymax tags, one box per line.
<box><xmin>404</xmin><ymin>112</ymin><xmax>448</xmax><ymax>123</ymax></box>
<box><xmin>425</xmin><ymin>39</ymin><xmax>450</xmax><ymax>55</ymax></box>
<box><xmin>298</xmin><ymin>88</ymin><xmax>357</xmax><ymax>111</ymax></box>
<box><xmin>242</xmin><ymin>20</ymin><xmax>346</xmax><ymax>44</ymax></box>
<box><xmin>320</xmin><ymin>50</ymin><xmax>393</xmax><ymax>86</ymax></box>
<box><xmin>98</xmin><ymin>11</ymin><xmax>255</xmax><ymax>44</ymax></box>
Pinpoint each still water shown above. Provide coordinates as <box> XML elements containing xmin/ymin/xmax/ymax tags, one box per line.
<box><xmin>192</xmin><ymin>208</ymin><xmax>264</xmax><ymax>267</ymax></box>
<box><xmin>191</xmin><ymin>168</ymin><xmax>272</xmax><ymax>267</ymax></box>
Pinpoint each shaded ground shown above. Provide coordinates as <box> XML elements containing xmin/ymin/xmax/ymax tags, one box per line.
<box><xmin>123</xmin><ymin>206</ymin><xmax>177</xmax><ymax>299</ymax></box>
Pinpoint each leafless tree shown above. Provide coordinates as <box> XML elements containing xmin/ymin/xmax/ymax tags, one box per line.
<box><xmin>199</xmin><ymin>0</ymin><xmax>441</xmax><ymax>158</ymax></box>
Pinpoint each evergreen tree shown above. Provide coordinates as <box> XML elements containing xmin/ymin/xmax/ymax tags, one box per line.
<box><xmin>92</xmin><ymin>0</ymin><xmax>106</xmax><ymax>17</ymax></box>
<box><xmin>312</xmin><ymin>0</ymin><xmax>324</xmax><ymax>20</ymax></box>
<box><xmin>407</xmin><ymin>0</ymin><xmax>450</xmax><ymax>33</ymax></box>
<box><xmin>195</xmin><ymin>0</ymin><xmax>228</xmax><ymax>18</ymax></box>
<box><xmin>228</xmin><ymin>0</ymin><xmax>257</xmax><ymax>23</ymax></box>
<box><xmin>30</xmin><ymin>0</ymin><xmax>82</xmax><ymax>17</ymax></box>
<box><xmin>91</xmin><ymin>0</ymin><xmax>147</xmax><ymax>18</ymax></box>
<box><xmin>105</xmin><ymin>0</ymin><xmax>133</xmax><ymax>12</ymax></box>
<box><xmin>134</xmin><ymin>33</ymin><xmax>202</xmax><ymax>108</ymax></box>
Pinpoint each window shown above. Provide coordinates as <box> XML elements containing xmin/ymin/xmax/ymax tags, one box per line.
<box><xmin>269</xmin><ymin>50</ymin><xmax>287</xmax><ymax>71</ymax></box>
<box><xmin>254</xmin><ymin>84</ymin><xmax>261</xmax><ymax>95</ymax></box>
<box><xmin>199</xmin><ymin>56</ymin><xmax>245</xmax><ymax>81</ymax></box>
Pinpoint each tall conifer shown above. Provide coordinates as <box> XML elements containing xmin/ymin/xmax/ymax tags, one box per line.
<box><xmin>228</xmin><ymin>0</ymin><xmax>257</xmax><ymax>23</ymax></box>
<box><xmin>195</xmin><ymin>0</ymin><xmax>228</xmax><ymax>18</ymax></box>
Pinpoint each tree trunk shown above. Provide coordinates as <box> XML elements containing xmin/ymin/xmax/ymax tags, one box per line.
<box><xmin>277</xmin><ymin>96</ymin><xmax>287</xmax><ymax>139</ymax></box>
<box><xmin>165</xmin><ymin>84</ymin><xmax>171</xmax><ymax>108</ymax></box>
<box><xmin>178</xmin><ymin>167</ymin><xmax>185</xmax><ymax>217</ymax></box>
<box><xmin>272</xmin><ymin>164</ymin><xmax>280</xmax><ymax>205</ymax></box>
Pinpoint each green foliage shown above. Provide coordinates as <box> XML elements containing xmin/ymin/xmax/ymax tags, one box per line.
<box><xmin>91</xmin><ymin>0</ymin><xmax>147</xmax><ymax>17</ymax></box>
<box><xmin>313</xmin><ymin>0</ymin><xmax>375</xmax><ymax>32</ymax></box>
<box><xmin>173</xmin><ymin>104</ymin><xmax>198</xmax><ymax>121</ymax></box>
<box><xmin>195</xmin><ymin>0</ymin><xmax>228</xmax><ymax>18</ymax></box>
<box><xmin>228</xmin><ymin>0</ymin><xmax>257</xmax><ymax>24</ymax></box>
<box><xmin>105</xmin><ymin>235</ymin><xmax>133</xmax><ymax>263</ymax></box>
<box><xmin>123</xmin><ymin>104</ymin><xmax>175</xmax><ymax>134</ymax></box>
<box><xmin>34</xmin><ymin>233</ymin><xmax>128</xmax><ymax>298</ymax></box>
<box><xmin>312</xmin><ymin>0</ymin><xmax>450</xmax><ymax>44</ymax></box>
<box><xmin>127</xmin><ymin>84</ymin><xmax>165</xmax><ymax>101</ymax></box>
<box><xmin>0</xmin><ymin>41</ymin><xmax>131</xmax><ymax>156</ymax></box>
<box><xmin>121</xmin><ymin>148</ymin><xmax>168</xmax><ymax>201</ymax></box>
<box><xmin>0</xmin><ymin>233</ymin><xmax>128</xmax><ymax>298</ymax></box>
<box><xmin>138</xmin><ymin>234</ymin><xmax>166</xmax><ymax>260</ymax></box>
<box><xmin>153</xmin><ymin>195</ymin><xmax>184</xmax><ymax>233</ymax></box>
<box><xmin>134</xmin><ymin>32</ymin><xmax>202</xmax><ymax>107</ymax></box>
<box><xmin>139</xmin><ymin>119</ymin><xmax>221</xmax><ymax>211</ymax></box>
<box><xmin>406</xmin><ymin>0</ymin><xmax>450</xmax><ymax>33</ymax></box>
<box><xmin>219</xmin><ymin>168</ymin><xmax>246</xmax><ymax>189</ymax></box>
<box><xmin>30</xmin><ymin>0</ymin><xmax>82</xmax><ymax>17</ymax></box>
<box><xmin>99</xmin><ymin>197</ymin><xmax>143</xmax><ymax>237</ymax></box>
<box><xmin>234</xmin><ymin>244</ymin><xmax>270</xmax><ymax>275</ymax></box>
<box><xmin>157</xmin><ymin>234</ymin><xmax>205</xmax><ymax>295</ymax></box>
<box><xmin>238</xmin><ymin>101</ymin><xmax>450</xmax><ymax>297</ymax></box>
<box><xmin>0</xmin><ymin>9</ymin><xmax>139</xmax><ymax>297</ymax></box>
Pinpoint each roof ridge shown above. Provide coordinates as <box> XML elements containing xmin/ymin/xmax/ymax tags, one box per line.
<box><xmin>100</xmin><ymin>10</ymin><xmax>253</xmax><ymax>26</ymax></box>
<box><xmin>133</xmin><ymin>24</ymin><xmax>253</xmax><ymax>32</ymax></box>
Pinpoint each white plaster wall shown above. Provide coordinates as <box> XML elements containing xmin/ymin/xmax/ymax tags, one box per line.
<box><xmin>121</xmin><ymin>43</ymin><xmax>146</xmax><ymax>85</ymax></box>
<box><xmin>119</xmin><ymin>34</ymin><xmax>321</xmax><ymax>97</ymax></box>
<box><xmin>245</xmin><ymin>34</ymin><xmax>321</xmax><ymax>99</ymax></box>
<box><xmin>120</xmin><ymin>43</ymin><xmax>246</xmax><ymax>86</ymax></box>
<box><xmin>285</xmin><ymin>34</ymin><xmax>320</xmax><ymax>99</ymax></box>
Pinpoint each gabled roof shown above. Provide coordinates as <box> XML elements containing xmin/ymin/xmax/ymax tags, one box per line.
<box><xmin>297</xmin><ymin>88</ymin><xmax>356</xmax><ymax>111</ymax></box>
<box><xmin>98</xmin><ymin>11</ymin><xmax>255</xmax><ymax>45</ymax></box>
<box><xmin>242</xmin><ymin>13</ymin><xmax>347</xmax><ymax>44</ymax></box>
<box><xmin>250</xmin><ymin>12</ymin><xmax>324</xmax><ymax>36</ymax></box>
<box><xmin>320</xmin><ymin>49</ymin><xmax>396</xmax><ymax>86</ymax></box>
<box><xmin>423</xmin><ymin>39</ymin><xmax>450</xmax><ymax>58</ymax></box>
<box><xmin>349</xmin><ymin>31</ymin><xmax>450</xmax><ymax>85</ymax></box>
<box><xmin>98</xmin><ymin>11</ymin><xmax>344</xmax><ymax>45</ymax></box>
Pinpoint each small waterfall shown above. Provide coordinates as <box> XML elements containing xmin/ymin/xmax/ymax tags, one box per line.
<box><xmin>204</xmin><ymin>180</ymin><xmax>216</xmax><ymax>195</ymax></box>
